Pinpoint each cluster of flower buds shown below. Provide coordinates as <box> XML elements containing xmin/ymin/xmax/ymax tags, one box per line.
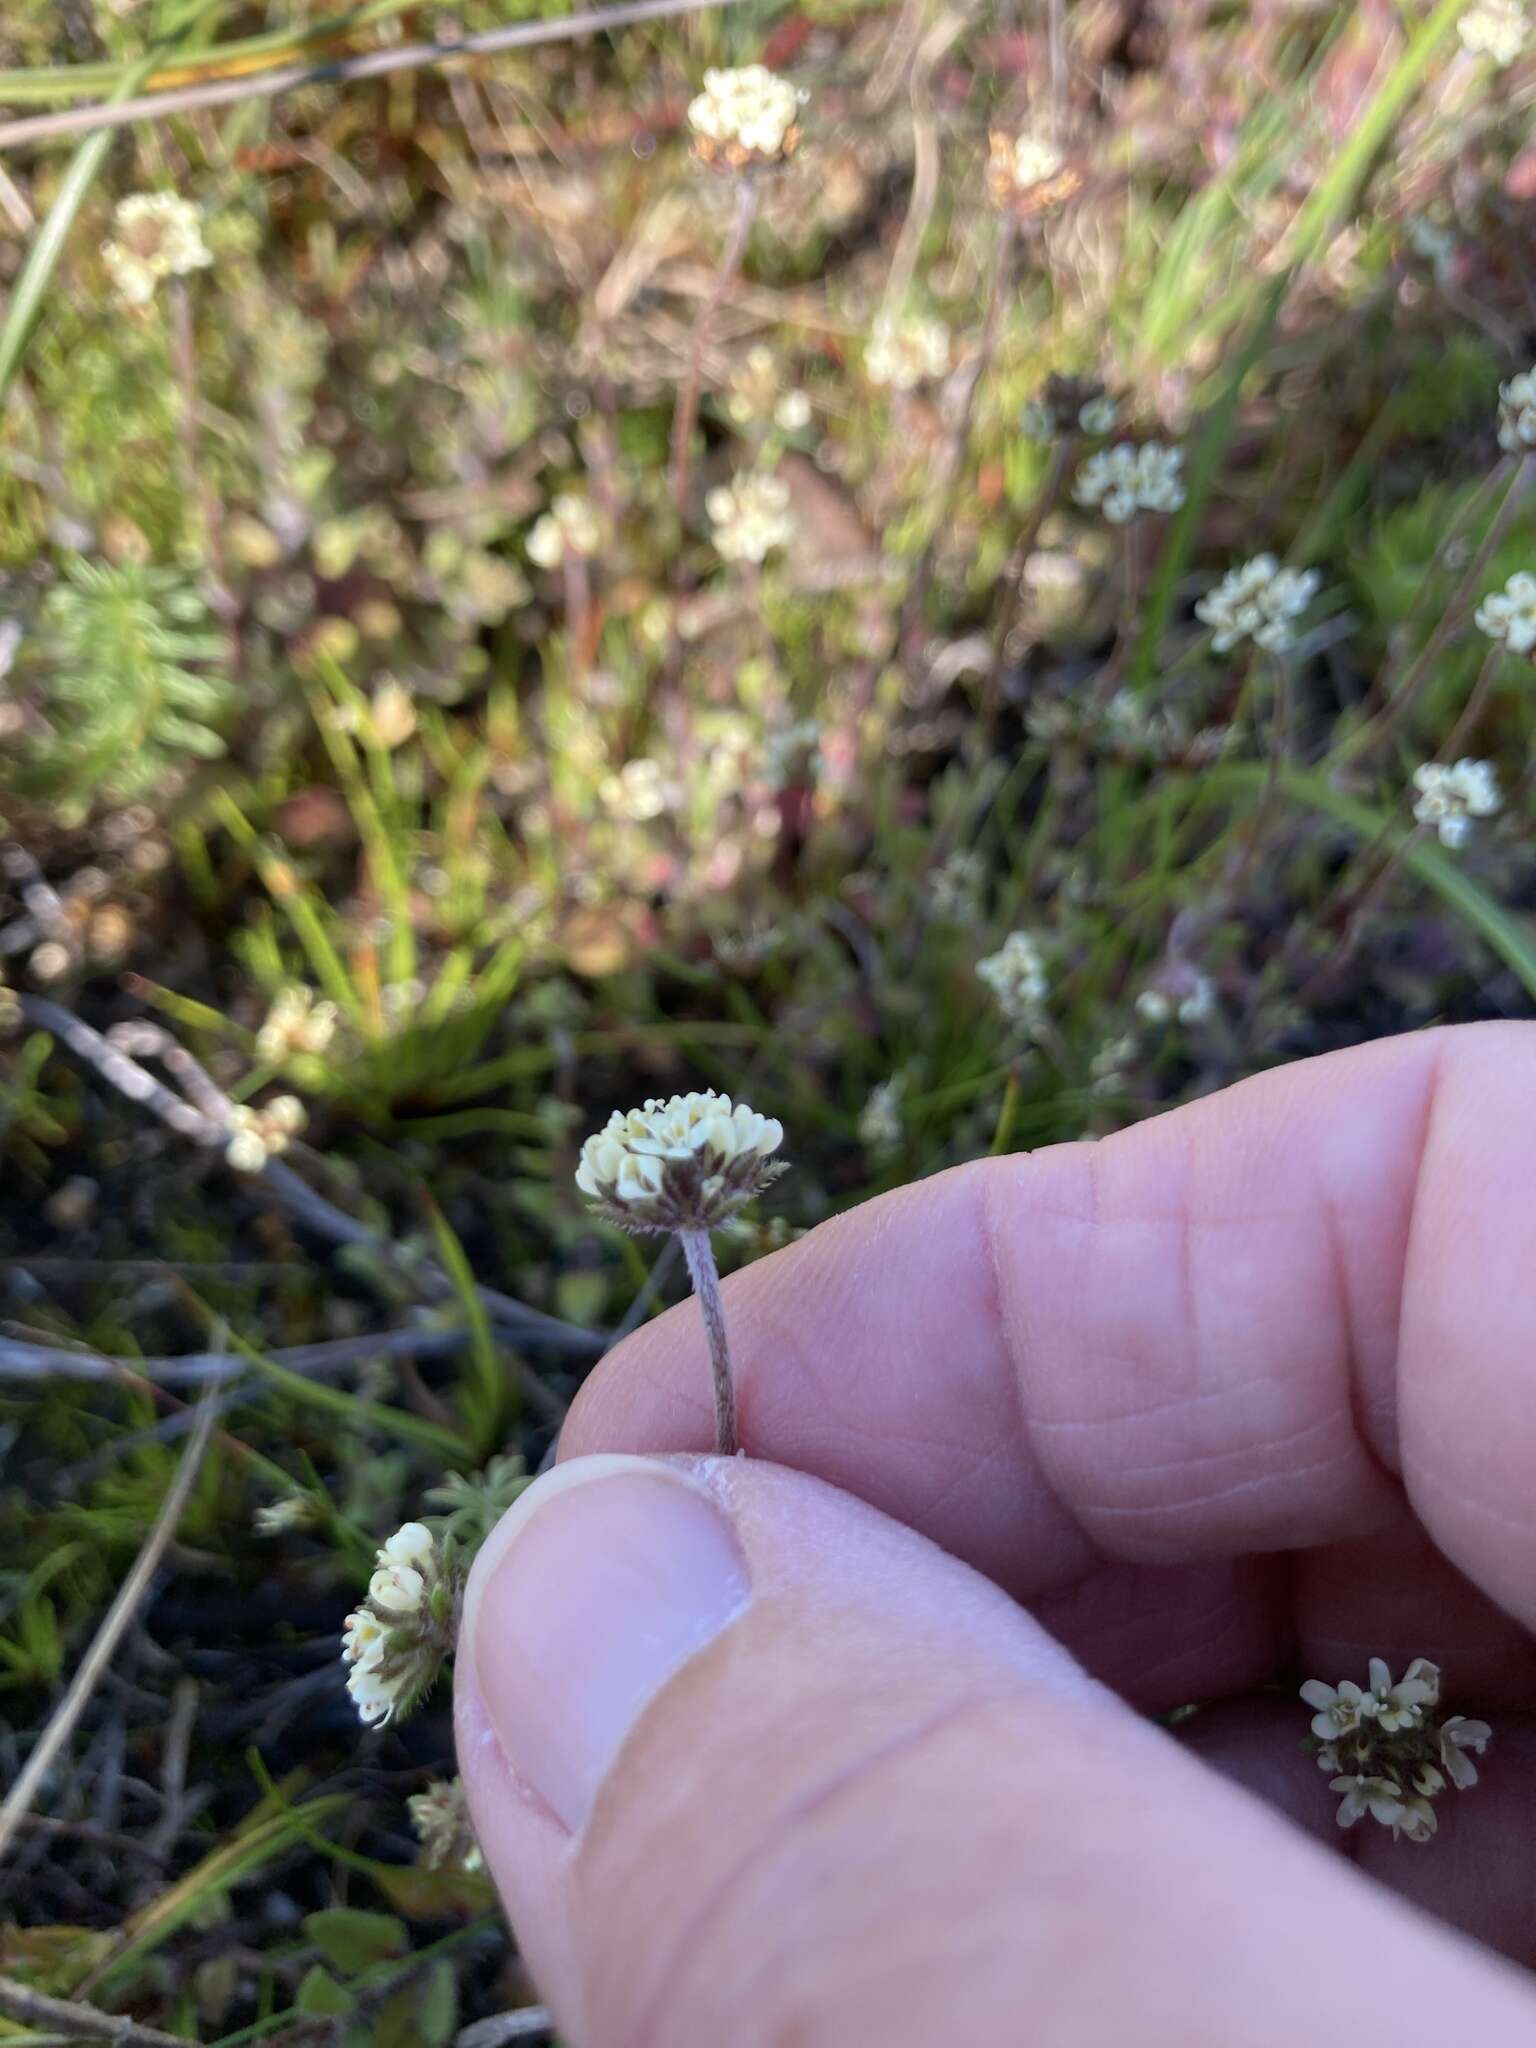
<box><xmin>341</xmin><ymin>1523</ymin><xmax>461</xmax><ymax>1728</ymax></box>
<box><xmin>576</xmin><ymin>1089</ymin><xmax>786</xmax><ymax>1232</ymax></box>
<box><xmin>102</xmin><ymin>192</ymin><xmax>212</xmax><ymax>307</ymax></box>
<box><xmin>1194</xmin><ymin>554</ymin><xmax>1322</xmax><ymax>654</ymax></box>
<box><xmin>706</xmin><ymin>472</ymin><xmax>795</xmax><ymax>563</ymax></box>
<box><xmin>687</xmin><ymin>65</ymin><xmax>804</xmax><ymax>170</ymax></box>
<box><xmin>1457</xmin><ymin>0</ymin><xmax>1528</xmax><ymax>65</ymax></box>
<box><xmin>1474</xmin><ymin>570</ymin><xmax>1536</xmax><ymax>656</ymax></box>
<box><xmin>224</xmin><ymin>1094</ymin><xmax>305</xmax><ymax>1173</ymax></box>
<box><xmin>1496</xmin><ymin>365</ymin><xmax>1536</xmax><ymax>452</ymax></box>
<box><xmin>527</xmin><ymin>493</ymin><xmax>602</xmax><ymax>570</ymax></box>
<box><xmin>976</xmin><ymin>930</ymin><xmax>1049</xmax><ymax>1032</ymax></box>
<box><xmin>256</xmin><ymin>986</ymin><xmax>338</xmax><ymax>1064</ymax></box>
<box><xmin>1073</xmin><ymin>441</ymin><xmax>1186</xmax><ymax>523</ymax></box>
<box><xmin>1301</xmin><ymin>1656</ymin><xmax>1491</xmax><ymax>1844</ymax></box>
<box><xmin>865</xmin><ymin>312</ymin><xmax>951</xmax><ymax>392</ymax></box>
<box><xmin>1410</xmin><ymin>758</ymin><xmax>1502</xmax><ymax>848</ymax></box>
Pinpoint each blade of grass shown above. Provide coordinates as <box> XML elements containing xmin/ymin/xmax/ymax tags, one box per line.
<box><xmin>423</xmin><ymin>1194</ymin><xmax>511</xmax><ymax>1448</ymax></box>
<box><xmin>1208</xmin><ymin>763</ymin><xmax>1536</xmax><ymax>997</ymax></box>
<box><xmin>226</xmin><ymin>1327</ymin><xmax>472</xmax><ymax>1462</ymax></box>
<box><xmin>1129</xmin><ymin>0</ymin><xmax>1473</xmax><ymax>692</ymax></box>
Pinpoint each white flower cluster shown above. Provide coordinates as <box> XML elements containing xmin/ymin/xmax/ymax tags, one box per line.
<box><xmin>1497</xmin><ymin>367</ymin><xmax>1536</xmax><ymax>451</ymax></box>
<box><xmin>1301</xmin><ymin>1657</ymin><xmax>1491</xmax><ymax>1844</ymax></box>
<box><xmin>707</xmin><ymin>472</ymin><xmax>794</xmax><ymax>562</ymax></box>
<box><xmin>1194</xmin><ymin>554</ymin><xmax>1321</xmax><ymax>653</ymax></box>
<box><xmin>1475</xmin><ymin>569</ymin><xmax>1536</xmax><ymax>654</ymax></box>
<box><xmin>977</xmin><ymin>930</ymin><xmax>1049</xmax><ymax>1031</ymax></box>
<box><xmin>225</xmin><ymin>1094</ymin><xmax>305</xmax><ymax>1173</ymax></box>
<box><xmin>1073</xmin><ymin>442</ymin><xmax>1185</xmax><ymax>523</ymax></box>
<box><xmin>1411</xmin><ymin>758</ymin><xmax>1502</xmax><ymax>848</ymax></box>
<box><xmin>688</xmin><ymin>65</ymin><xmax>803</xmax><ymax>166</ymax></box>
<box><xmin>342</xmin><ymin>1523</ymin><xmax>457</xmax><ymax>1727</ymax></box>
<box><xmin>1457</xmin><ymin>0</ymin><xmax>1528</xmax><ymax>63</ymax></box>
<box><xmin>576</xmin><ymin>1089</ymin><xmax>787</xmax><ymax>1230</ymax></box>
<box><xmin>725</xmin><ymin>343</ymin><xmax>811</xmax><ymax>431</ymax></box>
<box><xmin>865</xmin><ymin>313</ymin><xmax>951</xmax><ymax>391</ymax></box>
<box><xmin>527</xmin><ymin>493</ymin><xmax>601</xmax><ymax>569</ymax></box>
<box><xmin>256</xmin><ymin>986</ymin><xmax>339</xmax><ymax>1064</ymax></box>
<box><xmin>929</xmin><ymin>847</ymin><xmax>985</xmax><ymax>920</ymax></box>
<box><xmin>102</xmin><ymin>192</ymin><xmax>212</xmax><ymax>307</ymax></box>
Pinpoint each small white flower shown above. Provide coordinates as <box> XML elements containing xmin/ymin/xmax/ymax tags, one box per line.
<box><xmin>977</xmin><ymin>930</ymin><xmax>1049</xmax><ymax>1031</ymax></box>
<box><xmin>225</xmin><ymin>1122</ymin><xmax>270</xmax><ymax>1173</ymax></box>
<box><xmin>1439</xmin><ymin>1715</ymin><xmax>1493</xmax><ymax>1789</ymax></box>
<box><xmin>576</xmin><ymin>1089</ymin><xmax>787</xmax><ymax>1231</ymax></box>
<box><xmin>408</xmin><ymin>1779</ymin><xmax>484</xmax><ymax>1874</ymax></box>
<box><xmin>865</xmin><ymin>312</ymin><xmax>950</xmax><ymax>391</ymax></box>
<box><xmin>1073</xmin><ymin>442</ymin><xmax>1185</xmax><ymax>523</ymax></box>
<box><xmin>1474</xmin><ymin>569</ymin><xmax>1536</xmax><ymax>654</ymax></box>
<box><xmin>1411</xmin><ymin>759</ymin><xmax>1502</xmax><ymax>847</ymax></box>
<box><xmin>1457</xmin><ymin>0</ymin><xmax>1528</xmax><ymax>65</ymax></box>
<box><xmin>369</xmin><ymin>1562</ymin><xmax>426</xmax><ymax>1614</ymax></box>
<box><xmin>379</xmin><ymin>1522</ymin><xmax>435</xmax><ymax>1569</ymax></box>
<box><xmin>930</xmin><ymin>848</ymin><xmax>985</xmax><ymax>920</ymax></box>
<box><xmin>102</xmin><ymin>192</ymin><xmax>212</xmax><ymax>307</ymax></box>
<box><xmin>527</xmin><ymin>493</ymin><xmax>601</xmax><ymax>569</ymax></box>
<box><xmin>1329</xmin><ymin>1773</ymin><xmax>1407</xmax><ymax>1831</ymax></box>
<box><xmin>707</xmin><ymin>473</ymin><xmax>794</xmax><ymax>562</ymax></box>
<box><xmin>256</xmin><ymin>987</ymin><xmax>339</xmax><ymax>1064</ymax></box>
<box><xmin>688</xmin><ymin>65</ymin><xmax>803</xmax><ymax>165</ymax></box>
<box><xmin>1300</xmin><ymin>1675</ymin><xmax>1375</xmax><ymax>1742</ymax></box>
<box><xmin>1194</xmin><ymin>553</ymin><xmax>1321</xmax><ymax>653</ymax></box>
<box><xmin>1134</xmin><ymin>988</ymin><xmax>1172</xmax><ymax>1025</ymax></box>
<box><xmin>1363</xmin><ymin>1655</ymin><xmax>1440</xmax><ymax>1732</ymax></box>
<box><xmin>1405</xmin><ymin>216</ymin><xmax>1457</xmax><ymax>283</ymax></box>
<box><xmin>1497</xmin><ymin>368</ymin><xmax>1536</xmax><ymax>452</ymax></box>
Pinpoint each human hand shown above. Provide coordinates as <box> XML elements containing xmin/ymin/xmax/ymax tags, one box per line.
<box><xmin>455</xmin><ymin>1024</ymin><xmax>1536</xmax><ymax>2045</ymax></box>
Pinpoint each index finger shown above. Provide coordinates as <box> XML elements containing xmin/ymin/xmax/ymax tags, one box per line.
<box><xmin>562</xmin><ymin>1023</ymin><xmax>1536</xmax><ymax>1631</ymax></box>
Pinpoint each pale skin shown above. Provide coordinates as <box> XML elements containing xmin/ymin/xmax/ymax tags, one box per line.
<box><xmin>456</xmin><ymin>1023</ymin><xmax>1536</xmax><ymax>2044</ymax></box>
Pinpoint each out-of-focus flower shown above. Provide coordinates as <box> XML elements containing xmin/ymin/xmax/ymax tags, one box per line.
<box><xmin>575</xmin><ymin>1090</ymin><xmax>787</xmax><ymax>1232</ymax></box>
<box><xmin>1404</xmin><ymin>216</ymin><xmax>1457</xmax><ymax>284</ymax></box>
<box><xmin>257</xmin><ymin>987</ymin><xmax>339</xmax><ymax>1064</ymax></box>
<box><xmin>1474</xmin><ymin>571</ymin><xmax>1536</xmax><ymax>654</ymax></box>
<box><xmin>102</xmin><ymin>192</ymin><xmax>212</xmax><ymax>306</ymax></box>
<box><xmin>1073</xmin><ymin>442</ymin><xmax>1185</xmax><ymax>523</ymax></box>
<box><xmin>1457</xmin><ymin>0</ymin><xmax>1528</xmax><ymax>64</ymax></box>
<box><xmin>254</xmin><ymin>1495</ymin><xmax>314</xmax><ymax>1536</ymax></box>
<box><xmin>858</xmin><ymin>1079</ymin><xmax>904</xmax><ymax>1151</ymax></box>
<box><xmin>527</xmin><ymin>493</ymin><xmax>602</xmax><ymax>569</ymax></box>
<box><xmin>774</xmin><ymin>388</ymin><xmax>812</xmax><ymax>431</ymax></box>
<box><xmin>1439</xmin><ymin>1716</ymin><xmax>1493</xmax><ymax>1789</ymax></box>
<box><xmin>865</xmin><ymin>312</ymin><xmax>951</xmax><ymax>391</ymax></box>
<box><xmin>977</xmin><ymin>930</ymin><xmax>1049</xmax><ymax>1031</ymax></box>
<box><xmin>688</xmin><ymin>65</ymin><xmax>804</xmax><ymax>168</ymax></box>
<box><xmin>1497</xmin><ymin>368</ymin><xmax>1536</xmax><ymax>452</ymax></box>
<box><xmin>225</xmin><ymin>1095</ymin><xmax>306</xmax><ymax>1173</ymax></box>
<box><xmin>341</xmin><ymin>1523</ymin><xmax>458</xmax><ymax>1727</ymax></box>
<box><xmin>986</xmin><ymin>132</ymin><xmax>1081</xmax><ymax>214</ymax></box>
<box><xmin>929</xmin><ymin>848</ymin><xmax>985</xmax><ymax>920</ymax></box>
<box><xmin>707</xmin><ymin>473</ymin><xmax>794</xmax><ymax>562</ymax></box>
<box><xmin>1410</xmin><ymin>759</ymin><xmax>1502</xmax><ymax>848</ymax></box>
<box><xmin>409</xmin><ymin>1778</ymin><xmax>484</xmax><ymax>1873</ymax></box>
<box><xmin>1194</xmin><ymin>554</ymin><xmax>1321</xmax><ymax>653</ymax></box>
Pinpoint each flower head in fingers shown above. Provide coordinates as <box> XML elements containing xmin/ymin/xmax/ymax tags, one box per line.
<box><xmin>576</xmin><ymin>1090</ymin><xmax>787</xmax><ymax>1233</ymax></box>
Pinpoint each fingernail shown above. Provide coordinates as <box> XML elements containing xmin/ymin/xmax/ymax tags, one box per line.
<box><xmin>464</xmin><ymin>1454</ymin><xmax>749</xmax><ymax>1834</ymax></box>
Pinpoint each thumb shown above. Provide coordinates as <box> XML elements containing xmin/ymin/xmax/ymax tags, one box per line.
<box><xmin>454</xmin><ymin>1453</ymin><xmax>1535</xmax><ymax>2047</ymax></box>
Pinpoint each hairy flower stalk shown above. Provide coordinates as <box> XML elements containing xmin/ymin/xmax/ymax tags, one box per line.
<box><xmin>576</xmin><ymin>1091</ymin><xmax>787</xmax><ymax>1455</ymax></box>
